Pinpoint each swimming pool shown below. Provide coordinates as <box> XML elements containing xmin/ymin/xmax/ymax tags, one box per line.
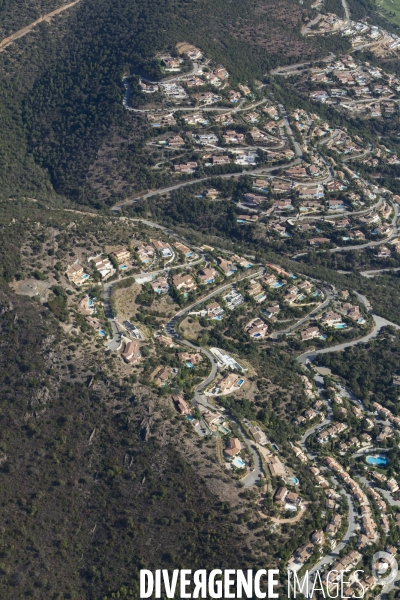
<box><xmin>233</xmin><ymin>457</ymin><xmax>246</xmax><ymax>469</ymax></box>
<box><xmin>366</xmin><ymin>455</ymin><xmax>388</xmax><ymax>467</ymax></box>
<box><xmin>334</xmin><ymin>323</ymin><xmax>347</xmax><ymax>329</ymax></box>
<box><xmin>219</xmin><ymin>426</ymin><xmax>230</xmax><ymax>434</ymax></box>
<box><xmin>99</xmin><ymin>329</ymin><xmax>106</xmax><ymax>336</ymax></box>
<box><xmin>237</xmin><ymin>379</ymin><xmax>244</xmax><ymax>386</ymax></box>
<box><xmin>271</xmin><ymin>444</ymin><xmax>278</xmax><ymax>451</ymax></box>
<box><xmin>119</xmin><ymin>265</ymin><xmax>127</xmax><ymax>270</ymax></box>
<box><xmin>289</xmin><ymin>274</ymin><xmax>297</xmax><ymax>279</ymax></box>
<box><xmin>186</xmin><ymin>362</ymin><xmax>194</xmax><ymax>368</ymax></box>
<box><xmin>358</xmin><ymin>317</ymin><xmax>366</xmax><ymax>324</ymax></box>
<box><xmin>289</xmin><ymin>477</ymin><xmax>299</xmax><ymax>485</ymax></box>
<box><xmin>273</xmin><ymin>282</ymin><xmax>283</xmax><ymax>288</ymax></box>
<box><xmin>81</xmin><ymin>273</ymin><xmax>89</xmax><ymax>280</ymax></box>
<box><xmin>186</xmin><ymin>416</ymin><xmax>194</xmax><ymax>422</ymax></box>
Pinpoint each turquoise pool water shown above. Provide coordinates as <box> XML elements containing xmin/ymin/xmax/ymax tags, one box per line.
<box><xmin>186</xmin><ymin>416</ymin><xmax>194</xmax><ymax>421</ymax></box>
<box><xmin>99</xmin><ymin>329</ymin><xmax>106</xmax><ymax>336</ymax></box>
<box><xmin>366</xmin><ymin>455</ymin><xmax>388</xmax><ymax>467</ymax></box>
<box><xmin>289</xmin><ymin>477</ymin><xmax>299</xmax><ymax>485</ymax></box>
<box><xmin>82</xmin><ymin>273</ymin><xmax>89</xmax><ymax>280</ymax></box>
<box><xmin>186</xmin><ymin>362</ymin><xmax>193</xmax><ymax>368</ymax></box>
<box><xmin>273</xmin><ymin>282</ymin><xmax>283</xmax><ymax>288</ymax></box>
<box><xmin>334</xmin><ymin>323</ymin><xmax>347</xmax><ymax>329</ymax></box>
<box><xmin>237</xmin><ymin>379</ymin><xmax>244</xmax><ymax>386</ymax></box>
<box><xmin>233</xmin><ymin>457</ymin><xmax>246</xmax><ymax>468</ymax></box>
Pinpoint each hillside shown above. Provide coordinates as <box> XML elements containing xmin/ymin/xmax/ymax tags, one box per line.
<box><xmin>1</xmin><ymin>0</ymin><xmax>339</xmax><ymax>207</ymax></box>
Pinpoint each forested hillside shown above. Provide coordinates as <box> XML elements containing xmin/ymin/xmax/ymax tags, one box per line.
<box><xmin>1</xmin><ymin>0</ymin><xmax>337</xmax><ymax>207</ymax></box>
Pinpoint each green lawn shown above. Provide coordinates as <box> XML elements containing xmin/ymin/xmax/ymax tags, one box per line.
<box><xmin>377</xmin><ymin>0</ymin><xmax>400</xmax><ymax>27</ymax></box>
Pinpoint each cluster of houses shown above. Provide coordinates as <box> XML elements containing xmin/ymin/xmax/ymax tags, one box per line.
<box><xmin>324</xmin><ymin>456</ymin><xmax>378</xmax><ymax>545</ymax></box>
<box><xmin>371</xmin><ymin>470</ymin><xmax>399</xmax><ymax>494</ymax></box>
<box><xmin>373</xmin><ymin>401</ymin><xmax>400</xmax><ymax>429</ymax></box>
<box><xmin>317</xmin><ymin>421</ymin><xmax>347</xmax><ymax>444</ymax></box>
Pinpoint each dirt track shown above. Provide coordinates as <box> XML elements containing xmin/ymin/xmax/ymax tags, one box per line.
<box><xmin>0</xmin><ymin>0</ymin><xmax>81</xmax><ymax>53</ymax></box>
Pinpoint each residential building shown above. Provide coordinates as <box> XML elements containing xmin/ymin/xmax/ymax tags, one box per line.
<box><xmin>173</xmin><ymin>394</ymin><xmax>191</xmax><ymax>415</ymax></box>
<box><xmin>154</xmin><ymin>366</ymin><xmax>173</xmax><ymax>387</ymax></box>
<box><xmin>178</xmin><ymin>352</ymin><xmax>203</xmax><ymax>365</ymax></box>
<box><xmin>321</xmin><ymin>311</ymin><xmax>342</xmax><ymax>326</ymax></box>
<box><xmin>174</xmin><ymin>162</ymin><xmax>198</xmax><ymax>173</ymax></box>
<box><xmin>206</xmin><ymin>301</ymin><xmax>224</xmax><ymax>318</ymax></box>
<box><xmin>111</xmin><ymin>247</ymin><xmax>131</xmax><ymax>264</ymax></box>
<box><xmin>121</xmin><ymin>341</ymin><xmax>141</xmax><ymax>364</ymax></box>
<box><xmin>157</xmin><ymin>334</ymin><xmax>175</xmax><ymax>347</ymax></box>
<box><xmin>66</xmin><ymin>263</ymin><xmax>88</xmax><ymax>286</ymax></box>
<box><xmin>217</xmin><ymin>256</ymin><xmax>236</xmax><ymax>275</ymax></box>
<box><xmin>225</xmin><ymin>438</ymin><xmax>241</xmax><ymax>457</ymax></box>
<box><xmin>172</xmin><ymin>273</ymin><xmax>197</xmax><ymax>292</ymax></box>
<box><xmin>167</xmin><ymin>135</ymin><xmax>185</xmax><ymax>147</ymax></box>
<box><xmin>308</xmin><ymin>237</ymin><xmax>331</xmax><ymax>246</ymax></box>
<box><xmin>263</xmin><ymin>305</ymin><xmax>280</xmax><ymax>318</ymax></box>
<box><xmin>198</xmin><ymin>268</ymin><xmax>216</xmax><ymax>284</ymax></box>
<box><xmin>267</xmin><ymin>454</ymin><xmax>286</xmax><ymax>478</ymax></box>
<box><xmin>246</xmin><ymin>318</ymin><xmax>268</xmax><ymax>339</ymax></box>
<box><xmin>174</xmin><ymin>242</ymin><xmax>192</xmax><ymax>256</ymax></box>
<box><xmin>249</xmin><ymin>426</ymin><xmax>267</xmax><ymax>445</ymax></box>
<box><xmin>243</xmin><ymin>193</ymin><xmax>266</xmax><ymax>206</ymax></box>
<box><xmin>150</xmin><ymin>277</ymin><xmax>169</xmax><ymax>294</ymax></box>
<box><xmin>90</xmin><ymin>256</ymin><xmax>115</xmax><ymax>280</ymax></box>
<box><xmin>274</xmin><ymin>487</ymin><xmax>288</xmax><ymax>504</ymax></box>
<box><xmin>219</xmin><ymin>373</ymin><xmax>242</xmax><ymax>394</ymax></box>
<box><xmin>136</xmin><ymin>244</ymin><xmax>154</xmax><ymax>263</ymax></box>
<box><xmin>151</xmin><ymin>239</ymin><xmax>173</xmax><ymax>258</ymax></box>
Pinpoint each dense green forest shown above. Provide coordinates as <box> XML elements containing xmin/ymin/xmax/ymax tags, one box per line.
<box><xmin>315</xmin><ymin>330</ymin><xmax>400</xmax><ymax>411</ymax></box>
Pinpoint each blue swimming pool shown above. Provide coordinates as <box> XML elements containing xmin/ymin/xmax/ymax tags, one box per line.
<box><xmin>99</xmin><ymin>329</ymin><xmax>106</xmax><ymax>336</ymax></box>
<box><xmin>88</xmin><ymin>299</ymin><xmax>94</xmax><ymax>307</ymax></box>
<box><xmin>81</xmin><ymin>273</ymin><xmax>89</xmax><ymax>280</ymax></box>
<box><xmin>237</xmin><ymin>379</ymin><xmax>244</xmax><ymax>386</ymax></box>
<box><xmin>289</xmin><ymin>477</ymin><xmax>299</xmax><ymax>485</ymax></box>
<box><xmin>186</xmin><ymin>362</ymin><xmax>194</xmax><ymax>368</ymax></box>
<box><xmin>233</xmin><ymin>457</ymin><xmax>246</xmax><ymax>468</ymax></box>
<box><xmin>186</xmin><ymin>416</ymin><xmax>194</xmax><ymax>421</ymax></box>
<box><xmin>273</xmin><ymin>282</ymin><xmax>283</xmax><ymax>288</ymax></box>
<box><xmin>334</xmin><ymin>323</ymin><xmax>347</xmax><ymax>329</ymax></box>
<box><xmin>366</xmin><ymin>455</ymin><xmax>388</xmax><ymax>467</ymax></box>
<box><xmin>119</xmin><ymin>265</ymin><xmax>127</xmax><ymax>270</ymax></box>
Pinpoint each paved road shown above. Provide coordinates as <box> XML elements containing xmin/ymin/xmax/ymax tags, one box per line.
<box><xmin>298</xmin><ymin>312</ymin><xmax>400</xmax><ymax>365</ymax></box>
<box><xmin>114</xmin><ymin>101</ymin><xmax>303</xmax><ymax>209</ymax></box>
<box><xmin>299</xmin><ymin>417</ymin><xmax>331</xmax><ymax>460</ymax></box>
<box><xmin>113</xmin><ymin>156</ymin><xmax>302</xmax><ymax>209</ymax></box>
<box><xmin>360</xmin><ymin>267</ymin><xmax>400</xmax><ymax>278</ymax></box>
<box><xmin>271</xmin><ymin>288</ymin><xmax>332</xmax><ymax>339</ymax></box>
<box><xmin>342</xmin><ymin>0</ymin><xmax>350</xmax><ymax>20</ymax></box>
<box><xmin>296</xmin><ymin>280</ymin><xmax>399</xmax><ymax>363</ymax></box>
<box><xmin>293</xmin><ymin>202</ymin><xmax>399</xmax><ymax>259</ymax></box>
